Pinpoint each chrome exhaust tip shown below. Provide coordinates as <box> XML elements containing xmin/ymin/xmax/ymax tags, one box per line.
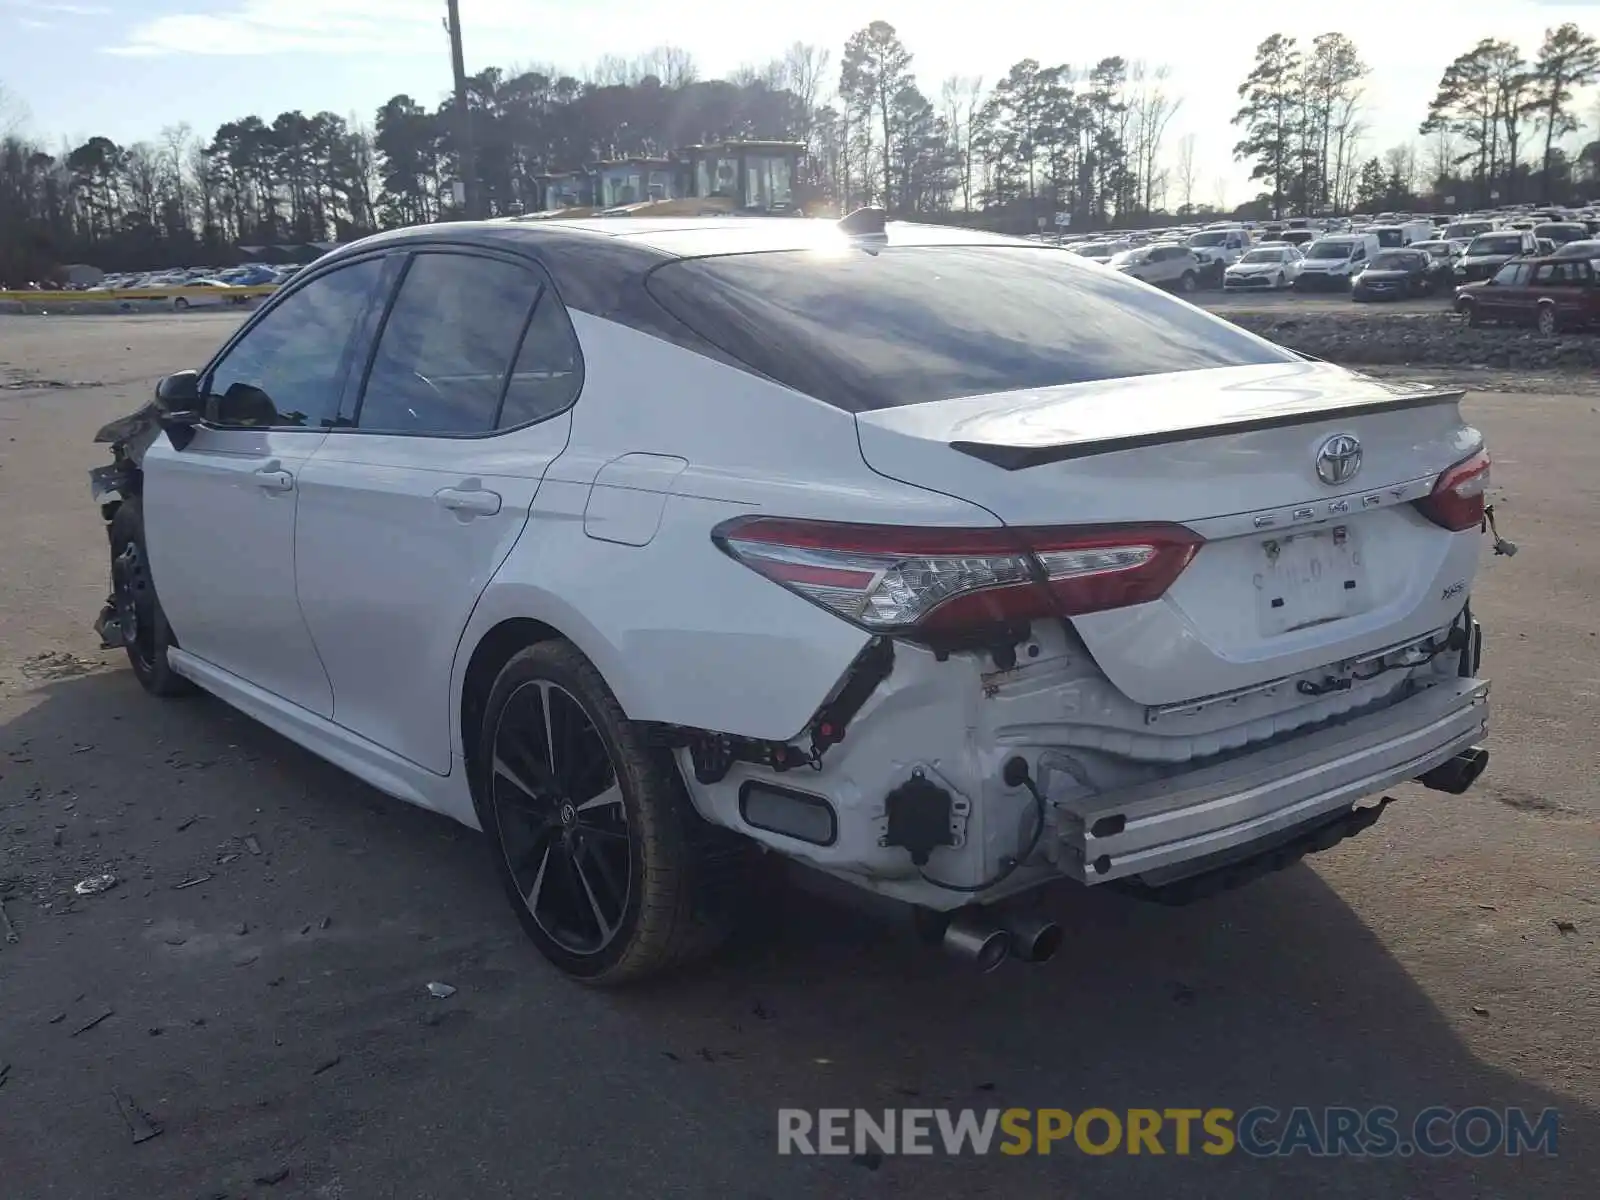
<box><xmin>941</xmin><ymin>912</ymin><xmax>1013</xmax><ymax>973</ymax></box>
<box><xmin>1001</xmin><ymin>914</ymin><xmax>1064</xmax><ymax>963</ymax></box>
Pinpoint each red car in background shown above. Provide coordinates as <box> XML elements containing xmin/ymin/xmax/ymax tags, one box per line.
<box><xmin>1455</xmin><ymin>255</ymin><xmax>1600</xmax><ymax>334</ymax></box>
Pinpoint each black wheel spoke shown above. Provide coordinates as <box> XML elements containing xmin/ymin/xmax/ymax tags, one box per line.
<box><xmin>491</xmin><ymin>677</ymin><xmax>633</xmax><ymax>958</ymax></box>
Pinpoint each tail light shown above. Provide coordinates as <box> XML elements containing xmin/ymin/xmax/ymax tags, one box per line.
<box><xmin>1416</xmin><ymin>449</ymin><xmax>1489</xmax><ymax>531</ymax></box>
<box><xmin>712</xmin><ymin>517</ymin><xmax>1202</xmax><ymax>637</ymax></box>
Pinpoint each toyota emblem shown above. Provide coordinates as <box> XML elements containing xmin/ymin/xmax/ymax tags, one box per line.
<box><xmin>1315</xmin><ymin>434</ymin><xmax>1362</xmax><ymax>486</ymax></box>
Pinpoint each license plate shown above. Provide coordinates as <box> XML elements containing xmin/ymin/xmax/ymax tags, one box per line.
<box><xmin>1255</xmin><ymin>527</ymin><xmax>1366</xmax><ymax>636</ymax></box>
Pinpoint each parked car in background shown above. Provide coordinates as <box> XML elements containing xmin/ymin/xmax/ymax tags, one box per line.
<box><xmin>1455</xmin><ymin>230</ymin><xmax>1539</xmax><ymax>282</ymax></box>
<box><xmin>1532</xmin><ymin>222</ymin><xmax>1589</xmax><ymax>247</ymax></box>
<box><xmin>1279</xmin><ymin>229</ymin><xmax>1317</xmax><ymax>248</ymax></box>
<box><xmin>1185</xmin><ymin>227</ymin><xmax>1252</xmax><ymax>278</ymax></box>
<box><xmin>1455</xmin><ymin>256</ymin><xmax>1600</xmax><ymax>333</ymax></box>
<box><xmin>171</xmin><ymin>280</ymin><xmax>244</xmax><ymax>311</ymax></box>
<box><xmin>1352</xmin><ymin>249</ymin><xmax>1447</xmax><ymax>301</ymax></box>
<box><xmin>86</xmin><ymin>215</ymin><xmax>1494</xmax><ymax>983</ymax></box>
<box><xmin>1224</xmin><ymin>245</ymin><xmax>1304</xmax><ymax>290</ymax></box>
<box><xmin>1551</xmin><ymin>239</ymin><xmax>1600</xmax><ymax>268</ymax></box>
<box><xmin>1068</xmin><ymin>239</ymin><xmax>1134</xmax><ymax>265</ymax></box>
<box><xmin>1109</xmin><ymin>244</ymin><xmax>1202</xmax><ymax>292</ymax></box>
<box><xmin>1295</xmin><ymin>233</ymin><xmax>1379</xmax><ymax>291</ymax></box>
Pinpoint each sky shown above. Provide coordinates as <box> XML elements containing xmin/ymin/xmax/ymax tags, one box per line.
<box><xmin>2</xmin><ymin>0</ymin><xmax>1597</xmax><ymax>202</ymax></box>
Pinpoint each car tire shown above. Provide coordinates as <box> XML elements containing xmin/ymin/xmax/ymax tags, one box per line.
<box><xmin>474</xmin><ymin>639</ymin><xmax>747</xmax><ymax>985</ymax></box>
<box><xmin>1275</xmin><ymin>272</ymin><xmax>1286</xmax><ymax>289</ymax></box>
<box><xmin>1178</xmin><ymin>271</ymin><xmax>1197</xmax><ymax>294</ymax></box>
<box><xmin>172</xmin><ymin>297</ymin><xmax>189</xmax><ymax>311</ymax></box>
<box><xmin>1536</xmin><ymin>303</ymin><xmax>1558</xmax><ymax>336</ymax></box>
<box><xmin>1461</xmin><ymin>300</ymin><xmax>1483</xmax><ymax>327</ymax></box>
<box><xmin>107</xmin><ymin>498</ymin><xmax>194</xmax><ymax>698</ymax></box>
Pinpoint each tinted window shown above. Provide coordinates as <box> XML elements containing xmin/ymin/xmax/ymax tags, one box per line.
<box><xmin>645</xmin><ymin>246</ymin><xmax>1294</xmax><ymax>413</ymax></box>
<box><xmin>1306</xmin><ymin>240</ymin><xmax>1355</xmax><ymax>260</ymax></box>
<box><xmin>1492</xmin><ymin>262</ymin><xmax>1529</xmax><ymax>286</ymax></box>
<box><xmin>498</xmin><ymin>293</ymin><xmax>584</xmax><ymax>428</ymax></box>
<box><xmin>357</xmin><ymin>252</ymin><xmax>542</xmax><ymax>434</ymax></box>
<box><xmin>204</xmin><ymin>259</ymin><xmax>383</xmax><ymax>428</ymax></box>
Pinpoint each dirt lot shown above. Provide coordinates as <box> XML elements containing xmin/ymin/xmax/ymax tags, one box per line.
<box><xmin>1</xmin><ymin>313</ymin><xmax>1596</xmax><ymax>1199</ymax></box>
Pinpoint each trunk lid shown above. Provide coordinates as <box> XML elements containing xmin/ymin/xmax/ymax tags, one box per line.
<box><xmin>855</xmin><ymin>361</ymin><xmax>1484</xmax><ymax>705</ymax></box>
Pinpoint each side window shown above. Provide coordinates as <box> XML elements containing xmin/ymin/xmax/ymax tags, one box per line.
<box><xmin>1492</xmin><ymin>262</ymin><xmax>1521</xmax><ymax>285</ymax></box>
<box><xmin>1533</xmin><ymin>264</ymin><xmax>1557</xmax><ymax>285</ymax></box>
<box><xmin>499</xmin><ymin>293</ymin><xmax>583</xmax><ymax>428</ymax></box>
<box><xmin>1351</xmin><ymin>246</ymin><xmax>1366</xmax><ymax>262</ymax></box>
<box><xmin>204</xmin><ymin>259</ymin><xmax>384</xmax><ymax>429</ymax></box>
<box><xmin>356</xmin><ymin>252</ymin><xmax>542</xmax><ymax>435</ymax></box>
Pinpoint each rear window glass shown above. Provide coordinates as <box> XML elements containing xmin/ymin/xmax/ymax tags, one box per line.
<box><xmin>644</xmin><ymin>246</ymin><xmax>1294</xmax><ymax>413</ymax></box>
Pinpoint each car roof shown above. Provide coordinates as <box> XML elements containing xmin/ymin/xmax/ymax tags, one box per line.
<box><xmin>338</xmin><ymin>215</ymin><xmax>1027</xmax><ymax>266</ymax></box>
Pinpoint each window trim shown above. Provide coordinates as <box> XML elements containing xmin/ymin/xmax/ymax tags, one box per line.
<box><xmin>333</xmin><ymin>246</ymin><xmax>585</xmax><ymax>441</ymax></box>
<box><xmin>197</xmin><ymin>250</ymin><xmax>396</xmax><ymax>433</ymax></box>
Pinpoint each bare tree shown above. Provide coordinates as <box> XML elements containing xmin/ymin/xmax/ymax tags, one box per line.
<box><xmin>586</xmin><ymin>54</ymin><xmax>638</xmax><ymax>87</ymax></box>
<box><xmin>1213</xmin><ymin>175</ymin><xmax>1230</xmax><ymax>212</ymax></box>
<box><xmin>1423</xmin><ymin>124</ymin><xmax>1458</xmax><ymax>192</ymax></box>
<box><xmin>782</xmin><ymin>41</ymin><xmax>831</xmax><ymax>167</ymax></box>
<box><xmin>635</xmin><ymin>46</ymin><xmax>698</xmax><ymax>88</ymax></box>
<box><xmin>1382</xmin><ymin>142</ymin><xmax>1418</xmax><ymax>196</ymax></box>
<box><xmin>940</xmin><ymin>75</ymin><xmax>987</xmax><ymax>212</ymax></box>
<box><xmin>1128</xmin><ymin>64</ymin><xmax>1182</xmax><ymax>213</ymax></box>
<box><xmin>1174</xmin><ymin>132</ymin><xmax>1198</xmax><ymax>211</ymax></box>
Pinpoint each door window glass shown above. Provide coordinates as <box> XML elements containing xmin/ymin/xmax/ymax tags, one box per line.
<box><xmin>498</xmin><ymin>294</ymin><xmax>583</xmax><ymax>428</ymax></box>
<box><xmin>203</xmin><ymin>258</ymin><xmax>383</xmax><ymax>429</ymax></box>
<box><xmin>357</xmin><ymin>253</ymin><xmax>542</xmax><ymax>435</ymax></box>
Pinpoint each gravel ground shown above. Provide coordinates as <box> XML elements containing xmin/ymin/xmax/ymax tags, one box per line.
<box><xmin>0</xmin><ymin>314</ymin><xmax>1596</xmax><ymax>1199</ymax></box>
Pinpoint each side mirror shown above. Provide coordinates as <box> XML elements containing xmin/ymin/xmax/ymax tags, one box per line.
<box><xmin>154</xmin><ymin>370</ymin><xmax>201</xmax><ymax>416</ymax></box>
<box><xmin>154</xmin><ymin>370</ymin><xmax>202</xmax><ymax>449</ymax></box>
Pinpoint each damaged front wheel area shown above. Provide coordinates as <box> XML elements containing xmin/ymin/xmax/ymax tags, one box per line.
<box><xmin>105</xmin><ymin>499</ymin><xmax>192</xmax><ymax>697</ymax></box>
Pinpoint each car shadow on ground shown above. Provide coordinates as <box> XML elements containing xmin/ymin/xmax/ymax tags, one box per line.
<box><xmin>0</xmin><ymin>667</ymin><xmax>1590</xmax><ymax>1199</ymax></box>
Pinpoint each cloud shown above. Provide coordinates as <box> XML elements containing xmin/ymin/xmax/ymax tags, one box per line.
<box><xmin>17</xmin><ymin>15</ymin><xmax>51</xmax><ymax>26</ymax></box>
<box><xmin>102</xmin><ymin>0</ymin><xmax>551</xmax><ymax>57</ymax></box>
<box><xmin>2</xmin><ymin>0</ymin><xmax>109</xmax><ymax>14</ymax></box>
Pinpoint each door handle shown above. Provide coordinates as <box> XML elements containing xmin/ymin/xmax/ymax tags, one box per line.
<box><xmin>434</xmin><ymin>485</ymin><xmax>502</xmax><ymax>517</ymax></box>
<box><xmin>253</xmin><ymin>460</ymin><xmax>294</xmax><ymax>493</ymax></box>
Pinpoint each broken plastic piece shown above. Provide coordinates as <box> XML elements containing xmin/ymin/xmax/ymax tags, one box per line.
<box><xmin>425</xmin><ymin>981</ymin><xmax>457</xmax><ymax>999</ymax></box>
<box><xmin>74</xmin><ymin>874</ymin><xmax>118</xmax><ymax>896</ymax></box>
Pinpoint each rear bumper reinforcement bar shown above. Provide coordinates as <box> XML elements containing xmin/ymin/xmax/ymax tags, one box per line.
<box><xmin>1056</xmin><ymin>677</ymin><xmax>1489</xmax><ymax>886</ymax></box>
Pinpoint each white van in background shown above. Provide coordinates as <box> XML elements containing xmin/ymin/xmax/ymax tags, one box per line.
<box><xmin>1294</xmin><ymin>232</ymin><xmax>1382</xmax><ymax>290</ymax></box>
<box><xmin>1365</xmin><ymin>220</ymin><xmax>1435</xmax><ymax>248</ymax></box>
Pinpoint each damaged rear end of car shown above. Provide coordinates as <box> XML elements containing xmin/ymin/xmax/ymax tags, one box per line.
<box><xmin>644</xmin><ymin>238</ymin><xmax>1499</xmax><ymax>953</ymax></box>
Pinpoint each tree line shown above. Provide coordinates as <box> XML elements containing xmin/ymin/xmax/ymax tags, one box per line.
<box><xmin>1232</xmin><ymin>23</ymin><xmax>1600</xmax><ymax>218</ymax></box>
<box><xmin>2</xmin><ymin>19</ymin><xmax>1598</xmax><ymax>280</ymax></box>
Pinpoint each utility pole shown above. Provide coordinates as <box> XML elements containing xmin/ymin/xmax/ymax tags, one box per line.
<box><xmin>444</xmin><ymin>0</ymin><xmax>477</xmax><ymax>218</ymax></box>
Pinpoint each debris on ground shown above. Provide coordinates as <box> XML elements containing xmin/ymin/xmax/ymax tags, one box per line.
<box><xmin>175</xmin><ymin>815</ymin><xmax>200</xmax><ymax>832</ymax></box>
<box><xmin>244</xmin><ymin>835</ymin><xmax>262</xmax><ymax>856</ymax></box>
<box><xmin>1553</xmin><ymin>919</ymin><xmax>1577</xmax><ymax>934</ymax></box>
<box><xmin>0</xmin><ymin>896</ymin><xmax>17</xmax><ymax>943</ymax></box>
<box><xmin>255</xmin><ymin>1166</ymin><xmax>291</xmax><ymax>1186</ymax></box>
<box><xmin>1472</xmin><ymin>1004</ymin><xmax>1490</xmax><ymax>1016</ymax></box>
<box><xmin>312</xmin><ymin>1055</ymin><xmax>341</xmax><ymax>1076</ymax></box>
<box><xmin>172</xmin><ymin>873</ymin><xmax>212</xmax><ymax>890</ymax></box>
<box><xmin>425</xmin><ymin>982</ymin><xmax>456</xmax><ymax>999</ymax></box>
<box><xmin>112</xmin><ymin>1090</ymin><xmax>162</xmax><ymax>1144</ymax></box>
<box><xmin>0</xmin><ymin>1062</ymin><xmax>11</xmax><ymax>1090</ymax></box>
<box><xmin>318</xmin><ymin>916</ymin><xmax>331</xmax><ymax>930</ymax></box>
<box><xmin>72</xmin><ymin>1008</ymin><xmax>115</xmax><ymax>1036</ymax></box>
<box><xmin>47</xmin><ymin>1012</ymin><xmax>65</xmax><ymax>1025</ymax></box>
<box><xmin>73</xmin><ymin>874</ymin><xmax>118</xmax><ymax>896</ymax></box>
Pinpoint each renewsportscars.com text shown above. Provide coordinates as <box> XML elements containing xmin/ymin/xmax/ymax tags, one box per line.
<box><xmin>777</xmin><ymin>1106</ymin><xmax>1561</xmax><ymax>1158</ymax></box>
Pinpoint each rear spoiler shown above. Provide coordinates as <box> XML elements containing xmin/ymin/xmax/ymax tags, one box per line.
<box><xmin>950</xmin><ymin>387</ymin><xmax>1467</xmax><ymax>471</ymax></box>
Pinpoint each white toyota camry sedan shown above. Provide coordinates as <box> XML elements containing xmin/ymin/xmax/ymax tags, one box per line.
<box><xmin>89</xmin><ymin>212</ymin><xmax>1495</xmax><ymax>983</ymax></box>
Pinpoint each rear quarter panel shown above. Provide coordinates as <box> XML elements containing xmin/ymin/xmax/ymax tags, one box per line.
<box><xmin>456</xmin><ymin>312</ymin><xmax>1000</xmax><ymax>744</ymax></box>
